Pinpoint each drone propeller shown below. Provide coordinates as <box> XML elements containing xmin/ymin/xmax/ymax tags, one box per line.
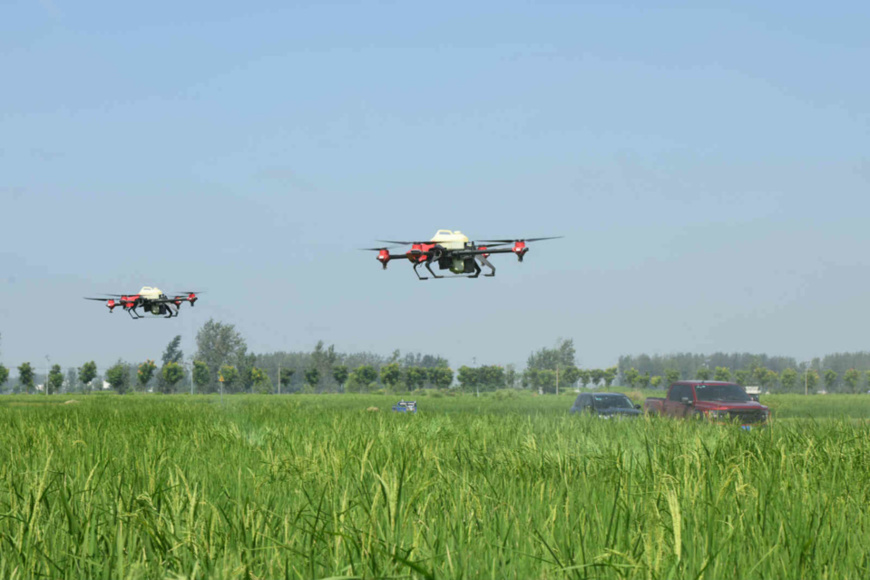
<box><xmin>84</xmin><ymin>297</ymin><xmax>112</xmax><ymax>301</ymax></box>
<box><xmin>478</xmin><ymin>236</ymin><xmax>563</xmax><ymax>244</ymax></box>
<box><xmin>375</xmin><ymin>239</ymin><xmax>433</xmax><ymax>246</ymax></box>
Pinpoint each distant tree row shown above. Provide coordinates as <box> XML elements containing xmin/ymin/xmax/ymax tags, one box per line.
<box><xmin>620</xmin><ymin>364</ymin><xmax>870</xmax><ymax>394</ymax></box>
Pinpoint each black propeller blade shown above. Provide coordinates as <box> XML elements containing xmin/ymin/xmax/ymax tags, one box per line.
<box><xmin>478</xmin><ymin>236</ymin><xmax>563</xmax><ymax>243</ymax></box>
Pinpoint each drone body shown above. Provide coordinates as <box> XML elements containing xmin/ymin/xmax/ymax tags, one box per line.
<box><xmin>365</xmin><ymin>230</ymin><xmax>560</xmax><ymax>280</ymax></box>
<box><xmin>85</xmin><ymin>286</ymin><xmax>200</xmax><ymax>319</ymax></box>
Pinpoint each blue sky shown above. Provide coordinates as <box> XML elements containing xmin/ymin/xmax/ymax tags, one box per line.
<box><xmin>1</xmin><ymin>1</ymin><xmax>869</xmax><ymax>374</ymax></box>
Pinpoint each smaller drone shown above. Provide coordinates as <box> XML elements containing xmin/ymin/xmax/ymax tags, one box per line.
<box><xmin>85</xmin><ymin>286</ymin><xmax>201</xmax><ymax>319</ymax></box>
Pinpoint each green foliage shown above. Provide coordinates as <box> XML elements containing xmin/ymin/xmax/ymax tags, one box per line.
<box><xmin>304</xmin><ymin>367</ymin><xmax>320</xmax><ymax>391</ymax></box>
<box><xmin>664</xmin><ymin>368</ymin><xmax>680</xmax><ymax>387</ymax></box>
<box><xmin>780</xmin><ymin>368</ymin><xmax>798</xmax><ymax>393</ymax></box>
<box><xmin>404</xmin><ymin>366</ymin><xmax>426</xmax><ymax>391</ymax></box>
<box><xmin>161</xmin><ymin>335</ymin><xmax>183</xmax><ymax>366</ymax></box>
<box><xmin>637</xmin><ymin>372</ymin><xmax>651</xmax><ymax>389</ymax></box>
<box><xmin>137</xmin><ymin>359</ymin><xmax>157</xmax><ymax>391</ymax></box>
<box><xmin>624</xmin><ymin>368</ymin><xmax>640</xmax><ymax>388</ymax></box>
<box><xmin>0</xmin><ymin>364</ymin><xmax>8</xmax><ymax>389</ymax></box>
<box><xmin>278</xmin><ymin>368</ymin><xmax>296</xmax><ymax>389</ymax></box>
<box><xmin>526</xmin><ymin>338</ymin><xmax>576</xmax><ymax>370</ymax></box>
<box><xmin>192</xmin><ymin>360</ymin><xmax>210</xmax><ymax>393</ymax></box>
<box><xmin>332</xmin><ymin>365</ymin><xmax>349</xmax><ymax>391</ymax></box>
<box><xmin>17</xmin><ymin>362</ymin><xmax>34</xmax><ymax>394</ymax></box>
<box><xmin>734</xmin><ymin>369</ymin><xmax>751</xmax><ymax>386</ymax></box>
<box><xmin>695</xmin><ymin>367</ymin><xmax>711</xmax><ymax>380</ymax></box>
<box><xmin>650</xmin><ymin>375</ymin><xmax>662</xmax><ymax>389</ymax></box>
<box><xmin>251</xmin><ymin>367</ymin><xmax>272</xmax><ymax>394</ymax></box>
<box><xmin>105</xmin><ymin>361</ymin><xmax>130</xmax><ymax>394</ymax></box>
<box><xmin>78</xmin><ymin>361</ymin><xmax>97</xmax><ymax>392</ymax></box>
<box><xmin>428</xmin><ymin>367</ymin><xmax>453</xmax><ymax>389</ymax></box>
<box><xmin>218</xmin><ymin>365</ymin><xmax>239</xmax><ymax>392</ymax></box>
<box><xmin>804</xmin><ymin>370</ymin><xmax>820</xmax><ymax>394</ymax></box>
<box><xmin>713</xmin><ymin>366</ymin><xmax>731</xmax><ymax>382</ymax></box>
<box><xmin>355</xmin><ymin>365</ymin><xmax>378</xmax><ymax>385</ymax></box>
<box><xmin>603</xmin><ymin>366</ymin><xmax>618</xmax><ymax>387</ymax></box>
<box><xmin>561</xmin><ymin>366</ymin><xmax>581</xmax><ymax>389</ymax></box>
<box><xmin>47</xmin><ymin>364</ymin><xmax>63</xmax><ymax>394</ymax></box>
<box><xmin>161</xmin><ymin>362</ymin><xmax>185</xmax><ymax>393</ymax></box>
<box><xmin>195</xmin><ymin>319</ymin><xmax>248</xmax><ymax>389</ymax></box>
<box><xmin>379</xmin><ymin>363</ymin><xmax>401</xmax><ymax>391</ymax></box>
<box><xmin>824</xmin><ymin>369</ymin><xmax>839</xmax><ymax>392</ymax></box>
<box><xmin>2</xmin><ymin>395</ymin><xmax>867</xmax><ymax>577</ymax></box>
<box><xmin>842</xmin><ymin>368</ymin><xmax>860</xmax><ymax>393</ymax></box>
<box><xmin>589</xmin><ymin>368</ymin><xmax>605</xmax><ymax>387</ymax></box>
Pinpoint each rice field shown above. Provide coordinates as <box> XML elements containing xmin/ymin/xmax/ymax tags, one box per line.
<box><xmin>0</xmin><ymin>393</ymin><xmax>868</xmax><ymax>579</ymax></box>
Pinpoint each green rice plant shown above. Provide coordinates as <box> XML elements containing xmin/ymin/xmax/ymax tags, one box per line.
<box><xmin>0</xmin><ymin>394</ymin><xmax>867</xmax><ymax>578</ymax></box>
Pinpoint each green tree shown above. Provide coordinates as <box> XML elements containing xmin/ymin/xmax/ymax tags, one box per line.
<box><xmin>713</xmin><ymin>367</ymin><xmax>732</xmax><ymax>382</ymax></box>
<box><xmin>161</xmin><ymin>362</ymin><xmax>185</xmax><ymax>393</ymax></box>
<box><xmin>304</xmin><ymin>367</ymin><xmax>320</xmax><ymax>392</ymax></box>
<box><xmin>252</xmin><ymin>367</ymin><xmax>272</xmax><ymax>394</ymax></box>
<box><xmin>278</xmin><ymin>368</ymin><xmax>294</xmax><ymax>393</ymax></box>
<box><xmin>623</xmin><ymin>368</ymin><xmax>640</xmax><ymax>388</ymax></box>
<box><xmin>538</xmin><ymin>369</ymin><xmax>557</xmax><ymax>394</ymax></box>
<box><xmin>195</xmin><ymin>319</ymin><xmax>248</xmax><ymax>390</ymax></box>
<box><xmin>650</xmin><ymin>376</ymin><xmax>662</xmax><ymax>389</ymax></box>
<box><xmin>603</xmin><ymin>367</ymin><xmax>618</xmax><ymax>387</ymax></box>
<box><xmin>106</xmin><ymin>361</ymin><xmax>130</xmax><ymax>394</ymax></box>
<box><xmin>218</xmin><ymin>365</ymin><xmax>239</xmax><ymax>392</ymax></box>
<box><xmin>161</xmin><ymin>335</ymin><xmax>184</xmax><ymax>365</ymax></box>
<box><xmin>527</xmin><ymin>338</ymin><xmax>577</xmax><ymax>371</ymax></box>
<box><xmin>78</xmin><ymin>361</ymin><xmax>97</xmax><ymax>393</ymax></box>
<box><xmin>18</xmin><ymin>362</ymin><xmax>35</xmax><ymax>394</ymax></box>
<box><xmin>695</xmin><ymin>367</ymin><xmax>711</xmax><ymax>380</ymax></box>
<box><xmin>804</xmin><ymin>369</ymin><xmax>819</xmax><ymax>394</ymax></box>
<box><xmin>193</xmin><ymin>360</ymin><xmax>210</xmax><ymax>393</ymax></box>
<box><xmin>664</xmin><ymin>368</ymin><xmax>680</xmax><ymax>387</ymax></box>
<box><xmin>65</xmin><ymin>368</ymin><xmax>77</xmax><ymax>392</ymax></box>
<box><xmin>355</xmin><ymin>365</ymin><xmax>379</xmax><ymax>389</ymax></box>
<box><xmin>843</xmin><ymin>368</ymin><xmax>860</xmax><ymax>394</ymax></box>
<box><xmin>561</xmin><ymin>366</ymin><xmax>581</xmax><ymax>390</ymax></box>
<box><xmin>457</xmin><ymin>366</ymin><xmax>479</xmax><ymax>393</ymax></box>
<box><xmin>779</xmin><ymin>368</ymin><xmax>798</xmax><ymax>393</ymax></box>
<box><xmin>380</xmin><ymin>363</ymin><xmax>401</xmax><ymax>392</ymax></box>
<box><xmin>577</xmin><ymin>369</ymin><xmax>591</xmax><ymax>388</ymax></box>
<box><xmin>589</xmin><ymin>368</ymin><xmax>605</xmax><ymax>387</ymax></box>
<box><xmin>505</xmin><ymin>365</ymin><xmax>518</xmax><ymax>389</ymax></box>
<box><xmin>0</xmin><ymin>364</ymin><xmax>10</xmax><ymax>391</ymax></box>
<box><xmin>734</xmin><ymin>369</ymin><xmax>751</xmax><ymax>386</ymax></box>
<box><xmin>429</xmin><ymin>367</ymin><xmax>453</xmax><ymax>389</ymax></box>
<box><xmin>332</xmin><ymin>365</ymin><xmax>349</xmax><ymax>392</ymax></box>
<box><xmin>47</xmin><ymin>364</ymin><xmax>63</xmax><ymax>394</ymax></box>
<box><xmin>479</xmin><ymin>366</ymin><xmax>506</xmax><ymax>392</ymax></box>
<box><xmin>637</xmin><ymin>372</ymin><xmax>651</xmax><ymax>389</ymax></box>
<box><xmin>404</xmin><ymin>367</ymin><xmax>426</xmax><ymax>391</ymax></box>
<box><xmin>137</xmin><ymin>359</ymin><xmax>157</xmax><ymax>392</ymax></box>
<box><xmin>764</xmin><ymin>369</ymin><xmax>779</xmax><ymax>391</ymax></box>
<box><xmin>823</xmin><ymin>369</ymin><xmax>838</xmax><ymax>393</ymax></box>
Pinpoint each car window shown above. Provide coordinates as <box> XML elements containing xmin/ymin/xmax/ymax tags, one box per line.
<box><xmin>668</xmin><ymin>385</ymin><xmax>691</xmax><ymax>401</ymax></box>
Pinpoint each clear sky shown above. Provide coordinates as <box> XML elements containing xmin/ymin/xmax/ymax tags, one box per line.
<box><xmin>2</xmin><ymin>1</ymin><xmax>869</xmax><ymax>374</ymax></box>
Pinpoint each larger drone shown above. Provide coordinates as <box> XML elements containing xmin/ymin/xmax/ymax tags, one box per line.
<box><xmin>363</xmin><ymin>230</ymin><xmax>560</xmax><ymax>280</ymax></box>
<box><xmin>85</xmin><ymin>286</ymin><xmax>201</xmax><ymax>319</ymax></box>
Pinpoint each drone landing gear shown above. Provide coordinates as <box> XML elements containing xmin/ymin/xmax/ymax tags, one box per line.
<box><xmin>476</xmin><ymin>255</ymin><xmax>496</xmax><ymax>277</ymax></box>
<box><xmin>425</xmin><ymin>261</ymin><xmax>443</xmax><ymax>279</ymax></box>
<box><xmin>126</xmin><ymin>308</ymin><xmax>143</xmax><ymax>320</ymax></box>
<box><xmin>413</xmin><ymin>262</ymin><xmax>428</xmax><ymax>280</ymax></box>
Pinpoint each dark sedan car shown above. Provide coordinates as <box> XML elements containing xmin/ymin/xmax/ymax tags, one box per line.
<box><xmin>570</xmin><ymin>392</ymin><xmax>642</xmax><ymax>418</ymax></box>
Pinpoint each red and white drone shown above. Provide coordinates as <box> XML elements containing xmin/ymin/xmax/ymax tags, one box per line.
<box><xmin>85</xmin><ymin>286</ymin><xmax>201</xmax><ymax>319</ymax></box>
<box><xmin>363</xmin><ymin>230</ymin><xmax>560</xmax><ymax>280</ymax></box>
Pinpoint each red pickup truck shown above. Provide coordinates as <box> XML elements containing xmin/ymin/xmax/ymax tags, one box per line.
<box><xmin>644</xmin><ymin>380</ymin><xmax>770</xmax><ymax>427</ymax></box>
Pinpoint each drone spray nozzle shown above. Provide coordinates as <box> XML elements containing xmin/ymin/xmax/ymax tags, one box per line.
<box><xmin>377</xmin><ymin>249</ymin><xmax>391</xmax><ymax>269</ymax></box>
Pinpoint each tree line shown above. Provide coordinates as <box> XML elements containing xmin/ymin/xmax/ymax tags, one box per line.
<box><xmin>4</xmin><ymin>326</ymin><xmax>870</xmax><ymax>395</ymax></box>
